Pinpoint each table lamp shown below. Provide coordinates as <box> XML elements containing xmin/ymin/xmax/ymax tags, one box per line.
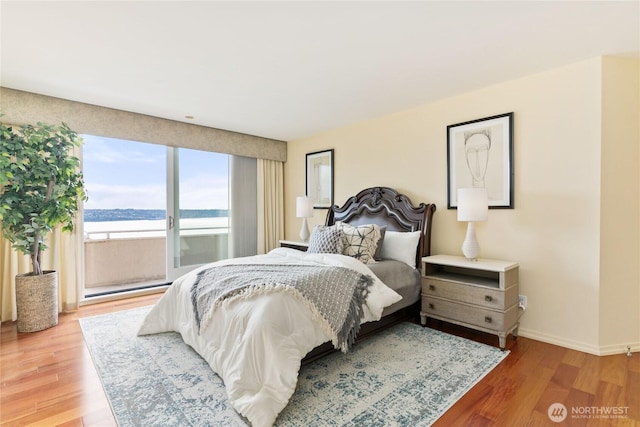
<box><xmin>296</xmin><ymin>196</ymin><xmax>314</xmax><ymax>242</ymax></box>
<box><xmin>457</xmin><ymin>188</ymin><xmax>488</xmax><ymax>260</ymax></box>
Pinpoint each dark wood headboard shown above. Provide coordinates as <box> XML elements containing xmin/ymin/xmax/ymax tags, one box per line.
<box><xmin>325</xmin><ymin>187</ymin><xmax>436</xmax><ymax>268</ymax></box>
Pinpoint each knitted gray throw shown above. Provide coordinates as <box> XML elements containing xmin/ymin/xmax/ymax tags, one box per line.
<box><xmin>190</xmin><ymin>263</ymin><xmax>374</xmax><ymax>352</ymax></box>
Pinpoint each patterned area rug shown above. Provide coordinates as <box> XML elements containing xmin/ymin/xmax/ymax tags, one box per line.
<box><xmin>80</xmin><ymin>307</ymin><xmax>508</xmax><ymax>426</ymax></box>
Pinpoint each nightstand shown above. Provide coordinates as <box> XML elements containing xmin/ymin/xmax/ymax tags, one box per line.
<box><xmin>279</xmin><ymin>240</ymin><xmax>309</xmax><ymax>251</ymax></box>
<box><xmin>420</xmin><ymin>255</ymin><xmax>520</xmax><ymax>349</ymax></box>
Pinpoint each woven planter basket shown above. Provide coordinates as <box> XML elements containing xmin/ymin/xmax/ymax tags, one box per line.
<box><xmin>16</xmin><ymin>271</ymin><xmax>58</xmax><ymax>333</ymax></box>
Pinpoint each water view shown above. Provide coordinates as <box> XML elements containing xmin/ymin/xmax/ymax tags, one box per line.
<box><xmin>84</xmin><ymin>209</ymin><xmax>229</xmax><ymax>240</ymax></box>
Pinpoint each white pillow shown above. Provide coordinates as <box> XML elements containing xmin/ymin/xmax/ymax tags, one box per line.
<box><xmin>380</xmin><ymin>230</ymin><xmax>421</xmax><ymax>266</ymax></box>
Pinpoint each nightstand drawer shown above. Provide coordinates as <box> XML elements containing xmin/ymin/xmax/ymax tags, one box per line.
<box><xmin>422</xmin><ymin>296</ymin><xmax>519</xmax><ymax>331</ymax></box>
<box><xmin>423</xmin><ymin>278</ymin><xmax>517</xmax><ymax>310</ymax></box>
<box><xmin>279</xmin><ymin>240</ymin><xmax>309</xmax><ymax>251</ymax></box>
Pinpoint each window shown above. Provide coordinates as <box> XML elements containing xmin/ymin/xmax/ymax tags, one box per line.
<box><xmin>82</xmin><ymin>135</ymin><xmax>231</xmax><ymax>296</ymax></box>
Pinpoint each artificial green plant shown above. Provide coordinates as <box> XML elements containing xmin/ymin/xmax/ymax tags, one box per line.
<box><xmin>0</xmin><ymin>121</ymin><xmax>87</xmax><ymax>275</ymax></box>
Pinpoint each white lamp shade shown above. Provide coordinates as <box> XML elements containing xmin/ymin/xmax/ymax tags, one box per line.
<box><xmin>296</xmin><ymin>196</ymin><xmax>314</xmax><ymax>218</ymax></box>
<box><xmin>457</xmin><ymin>188</ymin><xmax>488</xmax><ymax>222</ymax></box>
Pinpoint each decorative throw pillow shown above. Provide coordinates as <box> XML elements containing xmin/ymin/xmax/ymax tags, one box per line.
<box><xmin>373</xmin><ymin>225</ymin><xmax>387</xmax><ymax>261</ymax></box>
<box><xmin>307</xmin><ymin>225</ymin><xmax>346</xmax><ymax>254</ymax></box>
<box><xmin>380</xmin><ymin>230</ymin><xmax>421</xmax><ymax>267</ymax></box>
<box><xmin>336</xmin><ymin>222</ymin><xmax>382</xmax><ymax>264</ymax></box>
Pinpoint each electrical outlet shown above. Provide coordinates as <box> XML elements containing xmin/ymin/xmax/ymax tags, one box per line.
<box><xmin>518</xmin><ymin>294</ymin><xmax>527</xmax><ymax>310</ymax></box>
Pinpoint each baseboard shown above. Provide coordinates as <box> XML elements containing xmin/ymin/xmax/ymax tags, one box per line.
<box><xmin>596</xmin><ymin>342</ymin><xmax>640</xmax><ymax>356</ymax></box>
<box><xmin>518</xmin><ymin>328</ymin><xmax>640</xmax><ymax>356</ymax></box>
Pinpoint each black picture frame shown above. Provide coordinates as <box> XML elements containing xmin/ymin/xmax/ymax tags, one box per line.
<box><xmin>306</xmin><ymin>149</ymin><xmax>334</xmax><ymax>209</ymax></box>
<box><xmin>447</xmin><ymin>112</ymin><xmax>514</xmax><ymax>209</ymax></box>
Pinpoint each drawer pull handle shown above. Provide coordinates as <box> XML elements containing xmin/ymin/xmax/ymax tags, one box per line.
<box><xmin>485</xmin><ymin>295</ymin><xmax>493</xmax><ymax>302</ymax></box>
<box><xmin>429</xmin><ymin>285</ymin><xmax>435</xmax><ymax>291</ymax></box>
<box><xmin>485</xmin><ymin>316</ymin><xmax>492</xmax><ymax>324</ymax></box>
<box><xmin>428</xmin><ymin>303</ymin><xmax>435</xmax><ymax>310</ymax></box>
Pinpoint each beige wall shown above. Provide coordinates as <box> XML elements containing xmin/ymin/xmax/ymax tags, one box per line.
<box><xmin>285</xmin><ymin>57</ymin><xmax>640</xmax><ymax>355</ymax></box>
<box><xmin>599</xmin><ymin>57</ymin><xmax>640</xmax><ymax>352</ymax></box>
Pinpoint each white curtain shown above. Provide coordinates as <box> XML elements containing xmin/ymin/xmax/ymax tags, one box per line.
<box><xmin>0</xmin><ymin>222</ymin><xmax>83</xmax><ymax>322</ymax></box>
<box><xmin>257</xmin><ymin>159</ymin><xmax>284</xmax><ymax>254</ymax></box>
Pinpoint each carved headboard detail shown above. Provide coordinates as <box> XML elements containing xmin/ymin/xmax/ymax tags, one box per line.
<box><xmin>325</xmin><ymin>187</ymin><xmax>436</xmax><ymax>268</ymax></box>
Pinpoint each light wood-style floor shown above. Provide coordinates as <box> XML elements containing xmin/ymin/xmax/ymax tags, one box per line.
<box><xmin>1</xmin><ymin>293</ymin><xmax>638</xmax><ymax>426</ymax></box>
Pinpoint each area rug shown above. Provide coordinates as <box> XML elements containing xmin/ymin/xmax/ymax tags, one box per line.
<box><xmin>80</xmin><ymin>306</ymin><xmax>508</xmax><ymax>426</ymax></box>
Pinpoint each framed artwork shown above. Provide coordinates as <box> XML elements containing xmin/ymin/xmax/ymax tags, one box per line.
<box><xmin>306</xmin><ymin>149</ymin><xmax>334</xmax><ymax>208</ymax></box>
<box><xmin>447</xmin><ymin>112</ymin><xmax>514</xmax><ymax>209</ymax></box>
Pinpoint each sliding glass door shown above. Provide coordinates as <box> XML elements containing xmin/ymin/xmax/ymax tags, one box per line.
<box><xmin>82</xmin><ymin>136</ymin><xmax>167</xmax><ymax>296</ymax></box>
<box><xmin>166</xmin><ymin>147</ymin><xmax>230</xmax><ymax>281</ymax></box>
<box><xmin>82</xmin><ymin>136</ymin><xmax>230</xmax><ymax>293</ymax></box>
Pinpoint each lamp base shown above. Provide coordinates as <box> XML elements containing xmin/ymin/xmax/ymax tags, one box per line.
<box><xmin>299</xmin><ymin>218</ymin><xmax>310</xmax><ymax>242</ymax></box>
<box><xmin>461</xmin><ymin>221</ymin><xmax>480</xmax><ymax>260</ymax></box>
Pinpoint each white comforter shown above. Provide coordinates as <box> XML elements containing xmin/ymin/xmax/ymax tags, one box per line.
<box><xmin>137</xmin><ymin>248</ymin><xmax>401</xmax><ymax>427</ymax></box>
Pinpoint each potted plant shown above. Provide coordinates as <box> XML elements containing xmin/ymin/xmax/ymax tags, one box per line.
<box><xmin>0</xmin><ymin>121</ymin><xmax>87</xmax><ymax>332</ymax></box>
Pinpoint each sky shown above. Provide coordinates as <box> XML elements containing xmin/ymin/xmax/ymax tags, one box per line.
<box><xmin>81</xmin><ymin>134</ymin><xmax>229</xmax><ymax>210</ymax></box>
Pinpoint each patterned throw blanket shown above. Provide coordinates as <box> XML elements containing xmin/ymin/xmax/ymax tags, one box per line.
<box><xmin>190</xmin><ymin>263</ymin><xmax>374</xmax><ymax>352</ymax></box>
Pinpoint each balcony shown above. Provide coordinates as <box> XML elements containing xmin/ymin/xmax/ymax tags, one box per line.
<box><xmin>84</xmin><ymin>221</ymin><xmax>228</xmax><ymax>296</ymax></box>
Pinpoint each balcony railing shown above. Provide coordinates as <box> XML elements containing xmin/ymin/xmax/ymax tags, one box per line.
<box><xmin>84</xmin><ymin>224</ymin><xmax>229</xmax><ymax>293</ymax></box>
<box><xmin>84</xmin><ymin>225</ymin><xmax>228</xmax><ymax>240</ymax></box>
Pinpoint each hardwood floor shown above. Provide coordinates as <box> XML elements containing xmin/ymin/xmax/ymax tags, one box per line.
<box><xmin>1</xmin><ymin>293</ymin><xmax>638</xmax><ymax>426</ymax></box>
<box><xmin>428</xmin><ymin>321</ymin><xmax>639</xmax><ymax>427</ymax></box>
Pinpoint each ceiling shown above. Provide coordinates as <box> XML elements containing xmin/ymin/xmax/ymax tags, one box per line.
<box><xmin>1</xmin><ymin>1</ymin><xmax>638</xmax><ymax>142</ymax></box>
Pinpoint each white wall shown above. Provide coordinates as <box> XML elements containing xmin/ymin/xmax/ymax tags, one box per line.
<box><xmin>284</xmin><ymin>57</ymin><xmax>640</xmax><ymax>355</ymax></box>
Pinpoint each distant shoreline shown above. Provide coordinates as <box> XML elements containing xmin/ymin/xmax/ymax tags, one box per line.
<box><xmin>84</xmin><ymin>208</ymin><xmax>228</xmax><ymax>222</ymax></box>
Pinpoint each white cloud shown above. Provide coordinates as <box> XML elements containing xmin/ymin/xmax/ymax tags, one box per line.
<box><xmin>85</xmin><ymin>183</ymin><xmax>165</xmax><ymax>209</ymax></box>
<box><xmin>178</xmin><ymin>174</ymin><xmax>229</xmax><ymax>210</ymax></box>
<box><xmin>82</xmin><ymin>136</ymin><xmax>228</xmax><ymax>210</ymax></box>
<box><xmin>82</xmin><ymin>136</ymin><xmax>164</xmax><ymax>164</ymax></box>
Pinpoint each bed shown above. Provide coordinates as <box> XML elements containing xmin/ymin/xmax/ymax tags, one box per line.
<box><xmin>138</xmin><ymin>186</ymin><xmax>436</xmax><ymax>427</ymax></box>
<box><xmin>303</xmin><ymin>186</ymin><xmax>436</xmax><ymax>362</ymax></box>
